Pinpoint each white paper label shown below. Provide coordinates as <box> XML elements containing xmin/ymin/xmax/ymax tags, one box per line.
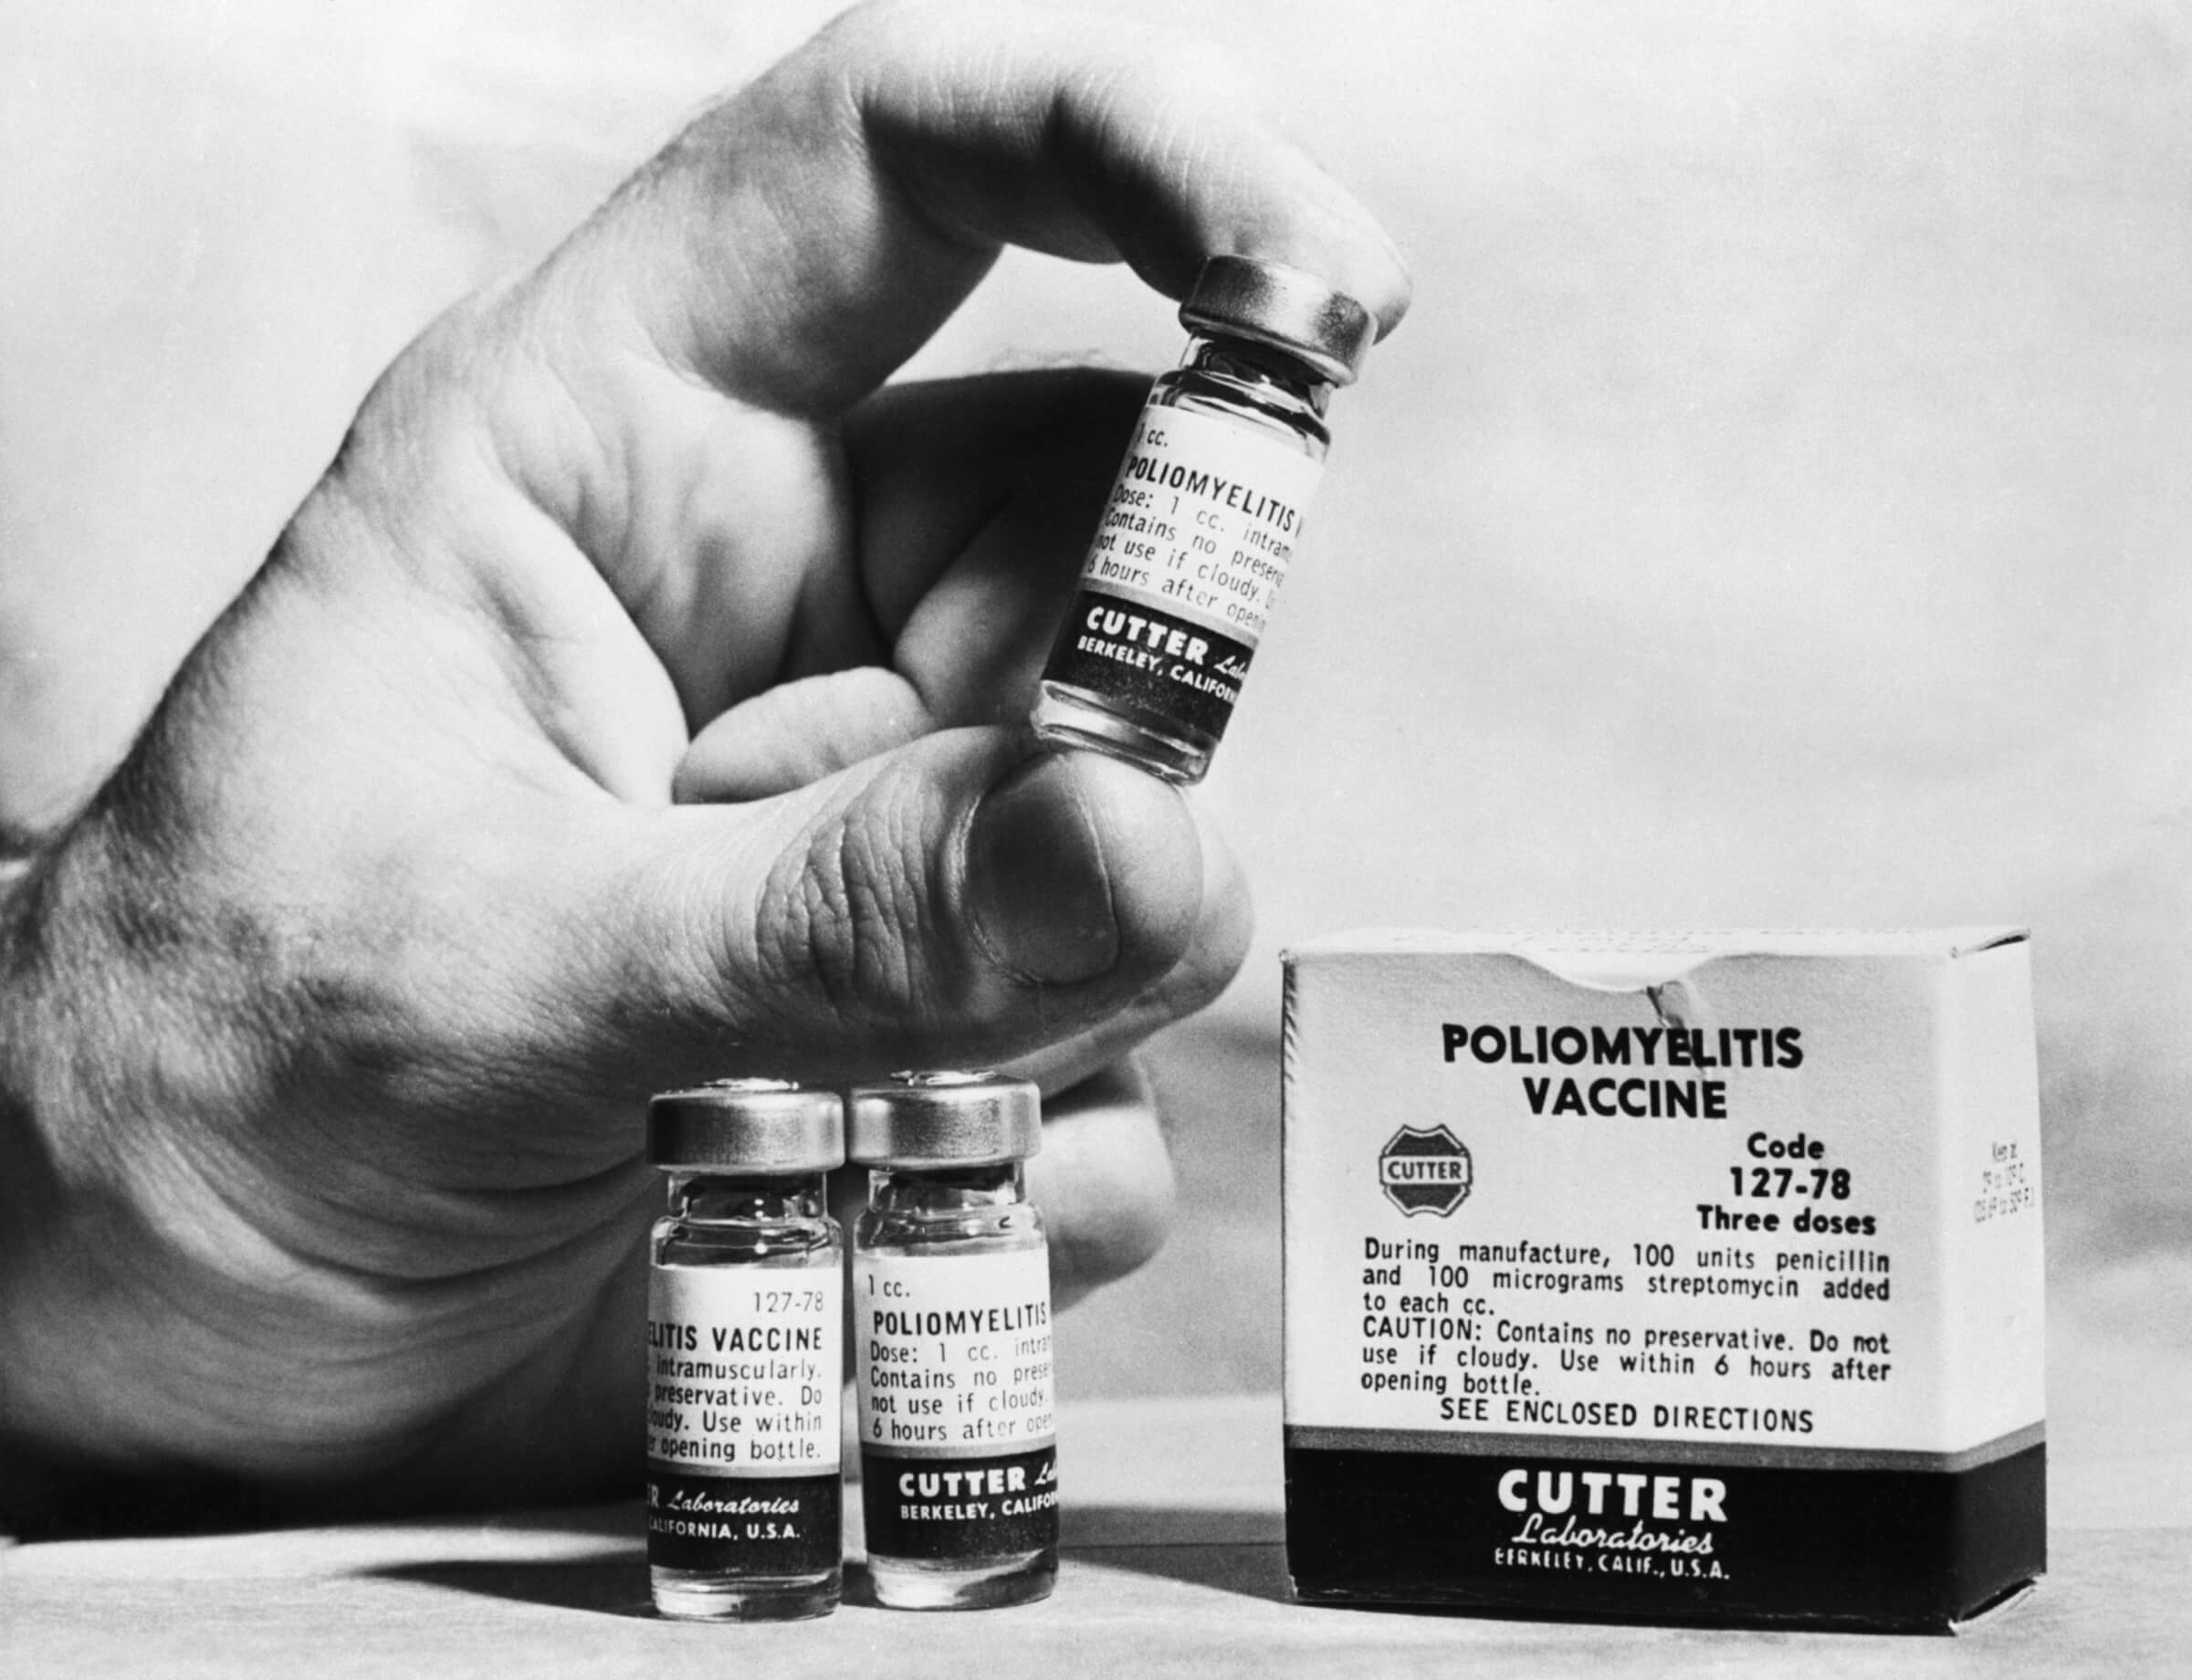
<box><xmin>645</xmin><ymin>1264</ymin><xmax>842</xmax><ymax>1477</ymax></box>
<box><xmin>855</xmin><ymin>1247</ymin><xmax>1055</xmax><ymax>1458</ymax></box>
<box><xmin>1076</xmin><ymin>404</ymin><xmax>1326</xmax><ymax>648</ymax></box>
<box><xmin>1284</xmin><ymin>943</ymin><xmax>2046</xmax><ymax>1458</ymax></box>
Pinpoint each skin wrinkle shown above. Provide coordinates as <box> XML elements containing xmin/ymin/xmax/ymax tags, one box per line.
<box><xmin>233</xmin><ymin>991</ymin><xmax>657</xmax><ymax>1228</ymax></box>
<box><xmin>672</xmin><ymin>79</ymin><xmax>876</xmax><ymax>416</ymax></box>
<box><xmin>855</xmin><ymin>769</ymin><xmax>932</xmax><ymax>1020</ymax></box>
<box><xmin>101</xmin><ymin>1170</ymin><xmax>644</xmax><ymax>1452</ymax></box>
<box><xmin>321</xmin><ymin>372</ymin><xmax>479</xmax><ymax>588</ymax></box>
<box><xmin>751</xmin><ymin>752</ymin><xmax>1012</xmax><ymax>1058</ymax></box>
<box><xmin>66</xmin><ymin>1172</ymin><xmax>346</xmax><ymax>1402</ymax></box>
<box><xmin>168</xmin><ymin>1290</ymin><xmax>574</xmax><ymax>1474</ymax></box>
<box><xmin>319</xmin><ymin>611</ymin><xmax>590</xmax><ymax>822</ymax></box>
<box><xmin>369</xmin><ymin>1207</ymin><xmax>649</xmax><ymax>1343</ymax></box>
<box><xmin>509</xmin><ymin>296</ymin><xmax>862</xmax><ymax>726</ymax></box>
<box><xmin>332</xmin><ymin>395</ymin><xmax>687</xmax><ymax>801</ymax></box>
<box><xmin>171</xmin><ymin>1049</ymin><xmax>471</xmax><ymax>1286</ymax></box>
<box><xmin>6</xmin><ymin>1260</ymin><xmax>250</xmax><ymax>1465</ymax></box>
<box><xmin>496</xmin><ymin>320</ymin><xmax>633</xmax><ymax>568</ymax></box>
<box><xmin>308</xmin><ymin>425</ymin><xmax>529</xmax><ymax>669</ymax></box>
<box><xmin>461</xmin><ymin>531</ymin><xmax>624</xmax><ymax>762</ymax></box>
<box><xmin>630</xmin><ymin>808</ymin><xmax>771</xmax><ymax>1076</ymax></box>
<box><xmin>393</xmin><ymin>992</ymin><xmax>653</xmax><ymax>1172</ymax></box>
<box><xmin>610</xmin><ymin>832</ymin><xmax>732</xmax><ymax>1066</ymax></box>
<box><xmin>235</xmin><ymin>1160</ymin><xmax>654</xmax><ymax>1283</ymax></box>
<box><xmin>762</xmin><ymin>814</ymin><xmax>864</xmax><ymax>1027</ymax></box>
<box><xmin>356</xmin><ymin>1256</ymin><xmax>648</xmax><ymax>1511</ymax></box>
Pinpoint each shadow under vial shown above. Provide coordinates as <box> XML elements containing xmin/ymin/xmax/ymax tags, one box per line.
<box><xmin>368</xmin><ymin>1506</ymin><xmax>1295</xmax><ymax>1615</ymax></box>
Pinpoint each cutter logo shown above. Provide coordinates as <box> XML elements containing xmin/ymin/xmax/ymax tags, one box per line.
<box><xmin>1379</xmin><ymin>1125</ymin><xmax>1473</xmax><ymax>1217</ymax></box>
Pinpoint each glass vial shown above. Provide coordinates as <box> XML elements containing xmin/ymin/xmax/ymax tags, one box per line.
<box><xmin>1031</xmin><ymin>254</ymin><xmax>1376</xmax><ymax>784</ymax></box>
<box><xmin>850</xmin><ymin>1072</ymin><xmax>1058</xmax><ymax>1611</ymax></box>
<box><xmin>645</xmin><ymin>1078</ymin><xmax>845</xmax><ymax>1622</ymax></box>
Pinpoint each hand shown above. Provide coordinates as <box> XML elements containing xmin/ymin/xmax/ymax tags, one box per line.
<box><xmin>0</xmin><ymin>0</ymin><xmax>1408</xmax><ymax>1519</ymax></box>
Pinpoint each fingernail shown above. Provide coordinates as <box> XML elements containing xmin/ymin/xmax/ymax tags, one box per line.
<box><xmin>966</xmin><ymin>752</ymin><xmax>1120</xmax><ymax>984</ymax></box>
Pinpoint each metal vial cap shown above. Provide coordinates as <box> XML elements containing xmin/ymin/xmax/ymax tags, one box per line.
<box><xmin>847</xmin><ymin>1071</ymin><xmax>1044</xmax><ymax>1168</ymax></box>
<box><xmin>646</xmin><ymin>1078</ymin><xmax>845</xmax><ymax>1174</ymax></box>
<box><xmin>1178</xmin><ymin>255</ymin><xmax>1376</xmax><ymax>386</ymax></box>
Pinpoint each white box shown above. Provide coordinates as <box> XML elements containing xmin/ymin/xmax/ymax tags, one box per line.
<box><xmin>1281</xmin><ymin>929</ymin><xmax>2045</xmax><ymax>1631</ymax></box>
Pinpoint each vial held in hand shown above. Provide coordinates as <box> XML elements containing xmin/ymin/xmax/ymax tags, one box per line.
<box><xmin>1032</xmin><ymin>255</ymin><xmax>1375</xmax><ymax>784</ymax></box>
<box><xmin>851</xmin><ymin>1072</ymin><xmax>1058</xmax><ymax>1611</ymax></box>
<box><xmin>645</xmin><ymin>1080</ymin><xmax>846</xmax><ymax>1622</ymax></box>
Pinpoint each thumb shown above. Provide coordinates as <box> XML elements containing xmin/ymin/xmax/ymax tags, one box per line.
<box><xmin>562</xmin><ymin>731</ymin><xmax>1240</xmax><ymax>1087</ymax></box>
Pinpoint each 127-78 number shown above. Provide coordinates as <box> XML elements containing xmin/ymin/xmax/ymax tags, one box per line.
<box><xmin>753</xmin><ymin>1290</ymin><xmax>829</xmax><ymax>1313</ymax></box>
<box><xmin>1730</xmin><ymin>1166</ymin><xmax>1851</xmax><ymax>1200</ymax></box>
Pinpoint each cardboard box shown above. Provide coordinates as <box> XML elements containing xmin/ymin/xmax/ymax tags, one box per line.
<box><xmin>1281</xmin><ymin>930</ymin><xmax>2045</xmax><ymax>1631</ymax></box>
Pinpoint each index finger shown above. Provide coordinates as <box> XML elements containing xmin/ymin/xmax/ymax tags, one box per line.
<box><xmin>544</xmin><ymin>0</ymin><xmax>1412</xmax><ymax>416</ymax></box>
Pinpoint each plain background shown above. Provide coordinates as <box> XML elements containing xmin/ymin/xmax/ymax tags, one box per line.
<box><xmin>3</xmin><ymin>0</ymin><xmax>2186</xmax><ymax>1504</ymax></box>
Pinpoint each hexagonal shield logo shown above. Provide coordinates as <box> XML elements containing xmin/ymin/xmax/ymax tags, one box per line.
<box><xmin>1379</xmin><ymin>1125</ymin><xmax>1473</xmax><ymax>1216</ymax></box>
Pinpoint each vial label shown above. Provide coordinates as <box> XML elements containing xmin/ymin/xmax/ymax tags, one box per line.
<box><xmin>855</xmin><ymin>1247</ymin><xmax>1058</xmax><ymax>1560</ymax></box>
<box><xmin>862</xmin><ymin>1443</ymin><xmax>1060</xmax><ymax>1564</ymax></box>
<box><xmin>645</xmin><ymin>1265</ymin><xmax>843</xmax><ymax>1577</ymax></box>
<box><xmin>1044</xmin><ymin>404</ymin><xmax>1326</xmax><ymax>740</ymax></box>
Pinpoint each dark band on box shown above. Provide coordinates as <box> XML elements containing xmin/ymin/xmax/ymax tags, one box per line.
<box><xmin>1285</xmin><ymin>1429</ymin><xmax>2044</xmax><ymax>1632</ymax></box>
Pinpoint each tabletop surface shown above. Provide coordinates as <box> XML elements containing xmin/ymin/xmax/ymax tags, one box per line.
<box><xmin>5</xmin><ymin>1391</ymin><xmax>2186</xmax><ymax>1680</ymax></box>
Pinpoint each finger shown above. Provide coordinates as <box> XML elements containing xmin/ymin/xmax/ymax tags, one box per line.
<box><xmin>846</xmin><ymin>368</ymin><xmax>1146</xmax><ymax>725</ymax></box>
<box><xmin>540</xmin><ymin>0</ymin><xmax>1412</xmax><ymax>417</ymax></box>
<box><xmin>1026</xmin><ymin>1059</ymin><xmax>1176</xmax><ymax>1309</ymax></box>
<box><xmin>673</xmin><ymin>368</ymin><xmax>1146</xmax><ymax>778</ymax></box>
<box><xmin>674</xmin><ymin>667</ymin><xmax>935</xmax><ymax>803</ymax></box>
<box><xmin>676</xmin><ymin>715</ymin><xmax>1253</xmax><ymax>1083</ymax></box>
<box><xmin>560</xmin><ymin>730</ymin><xmax>1242</xmax><ymax>1096</ymax></box>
